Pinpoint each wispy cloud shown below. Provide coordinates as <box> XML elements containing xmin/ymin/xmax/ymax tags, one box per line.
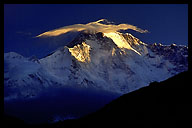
<box><xmin>36</xmin><ymin>19</ymin><xmax>148</xmax><ymax>37</ymax></box>
<box><xmin>16</xmin><ymin>31</ymin><xmax>32</xmax><ymax>36</ymax></box>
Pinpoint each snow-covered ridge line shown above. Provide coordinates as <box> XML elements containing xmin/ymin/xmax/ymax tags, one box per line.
<box><xmin>150</xmin><ymin>42</ymin><xmax>188</xmax><ymax>47</ymax></box>
<box><xmin>4</xmin><ymin>30</ymin><xmax>188</xmax><ymax>99</ymax></box>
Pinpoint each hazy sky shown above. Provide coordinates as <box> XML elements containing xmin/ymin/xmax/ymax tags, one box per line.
<box><xmin>4</xmin><ymin>4</ymin><xmax>188</xmax><ymax>58</ymax></box>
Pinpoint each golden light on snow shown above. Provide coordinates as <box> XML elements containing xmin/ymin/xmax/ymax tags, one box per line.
<box><xmin>37</xmin><ymin>19</ymin><xmax>146</xmax><ymax>62</ymax></box>
<box><xmin>68</xmin><ymin>42</ymin><xmax>91</xmax><ymax>63</ymax></box>
<box><xmin>36</xmin><ymin>19</ymin><xmax>148</xmax><ymax>37</ymax></box>
<box><xmin>111</xmin><ymin>48</ymin><xmax>116</xmax><ymax>56</ymax></box>
<box><xmin>104</xmin><ymin>32</ymin><xmax>141</xmax><ymax>55</ymax></box>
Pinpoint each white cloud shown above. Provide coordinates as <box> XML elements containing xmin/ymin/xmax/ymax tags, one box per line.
<box><xmin>36</xmin><ymin>19</ymin><xmax>148</xmax><ymax>37</ymax></box>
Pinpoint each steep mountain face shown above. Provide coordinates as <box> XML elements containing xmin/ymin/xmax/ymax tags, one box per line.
<box><xmin>4</xmin><ymin>31</ymin><xmax>188</xmax><ymax>99</ymax></box>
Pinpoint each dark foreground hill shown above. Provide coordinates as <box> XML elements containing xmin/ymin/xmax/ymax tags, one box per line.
<box><xmin>52</xmin><ymin>71</ymin><xmax>192</xmax><ymax>125</ymax></box>
<box><xmin>3</xmin><ymin>71</ymin><xmax>191</xmax><ymax>127</ymax></box>
<box><xmin>79</xmin><ymin>71</ymin><xmax>192</xmax><ymax>123</ymax></box>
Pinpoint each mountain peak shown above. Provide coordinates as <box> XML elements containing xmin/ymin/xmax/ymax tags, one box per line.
<box><xmin>67</xmin><ymin>31</ymin><xmax>105</xmax><ymax>48</ymax></box>
<box><xmin>66</xmin><ymin>30</ymin><xmax>148</xmax><ymax>57</ymax></box>
<box><xmin>4</xmin><ymin>20</ymin><xmax>188</xmax><ymax>98</ymax></box>
<box><xmin>4</xmin><ymin>52</ymin><xmax>24</xmax><ymax>59</ymax></box>
<box><xmin>93</xmin><ymin>19</ymin><xmax>115</xmax><ymax>25</ymax></box>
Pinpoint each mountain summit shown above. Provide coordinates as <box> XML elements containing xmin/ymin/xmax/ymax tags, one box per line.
<box><xmin>4</xmin><ymin>20</ymin><xmax>188</xmax><ymax>99</ymax></box>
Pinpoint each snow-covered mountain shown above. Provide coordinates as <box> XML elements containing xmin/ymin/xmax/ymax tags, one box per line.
<box><xmin>4</xmin><ymin>29</ymin><xmax>188</xmax><ymax>99</ymax></box>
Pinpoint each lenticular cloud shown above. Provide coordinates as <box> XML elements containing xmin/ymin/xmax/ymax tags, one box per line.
<box><xmin>36</xmin><ymin>19</ymin><xmax>148</xmax><ymax>37</ymax></box>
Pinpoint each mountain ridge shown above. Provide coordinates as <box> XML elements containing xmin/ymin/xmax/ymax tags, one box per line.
<box><xmin>4</xmin><ymin>30</ymin><xmax>188</xmax><ymax>99</ymax></box>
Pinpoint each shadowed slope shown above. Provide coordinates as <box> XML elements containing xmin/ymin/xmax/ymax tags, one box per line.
<box><xmin>3</xmin><ymin>71</ymin><xmax>191</xmax><ymax>127</ymax></box>
<box><xmin>78</xmin><ymin>71</ymin><xmax>191</xmax><ymax>124</ymax></box>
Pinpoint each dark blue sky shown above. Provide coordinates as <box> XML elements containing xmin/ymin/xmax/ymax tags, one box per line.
<box><xmin>4</xmin><ymin>4</ymin><xmax>188</xmax><ymax>58</ymax></box>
